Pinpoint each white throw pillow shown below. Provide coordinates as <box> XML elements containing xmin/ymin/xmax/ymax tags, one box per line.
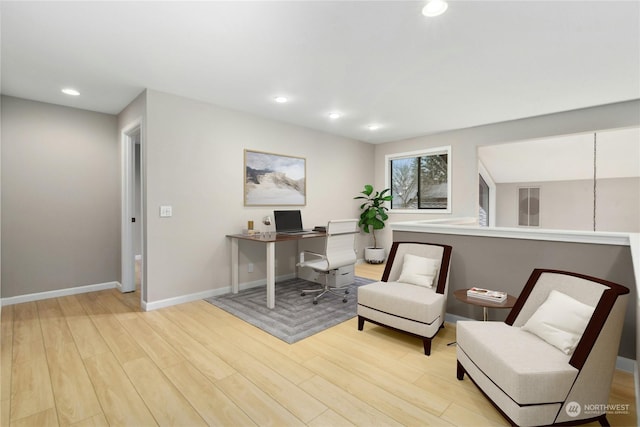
<box><xmin>397</xmin><ymin>253</ymin><xmax>439</xmax><ymax>288</ymax></box>
<box><xmin>522</xmin><ymin>290</ymin><xmax>595</xmax><ymax>355</ymax></box>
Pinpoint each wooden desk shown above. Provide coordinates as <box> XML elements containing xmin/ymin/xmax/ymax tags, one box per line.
<box><xmin>227</xmin><ymin>232</ymin><xmax>326</xmax><ymax>308</ymax></box>
<box><xmin>453</xmin><ymin>288</ymin><xmax>517</xmax><ymax>321</ymax></box>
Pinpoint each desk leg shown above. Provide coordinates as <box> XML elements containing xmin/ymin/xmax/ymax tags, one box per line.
<box><xmin>483</xmin><ymin>307</ymin><xmax>488</xmax><ymax>321</ymax></box>
<box><xmin>231</xmin><ymin>238</ymin><xmax>239</xmax><ymax>294</ymax></box>
<box><xmin>266</xmin><ymin>241</ymin><xmax>275</xmax><ymax>309</ymax></box>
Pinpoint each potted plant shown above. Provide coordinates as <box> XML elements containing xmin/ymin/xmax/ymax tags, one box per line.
<box><xmin>354</xmin><ymin>184</ymin><xmax>393</xmax><ymax>264</ymax></box>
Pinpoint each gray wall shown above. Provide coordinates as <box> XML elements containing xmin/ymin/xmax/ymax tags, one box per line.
<box><xmin>0</xmin><ymin>90</ymin><xmax>2</xmax><ymax>300</ymax></box>
<box><xmin>375</xmin><ymin>100</ymin><xmax>640</xmax><ymax>253</ymax></box>
<box><xmin>496</xmin><ymin>177</ymin><xmax>640</xmax><ymax>232</ymax></box>
<box><xmin>394</xmin><ymin>230</ymin><xmax>637</xmax><ymax>359</ymax></box>
<box><xmin>3</xmin><ymin>92</ymin><xmax>638</xmax><ymax>311</ymax></box>
<box><xmin>144</xmin><ymin>90</ymin><xmax>374</xmax><ymax>303</ymax></box>
<box><xmin>1</xmin><ymin>96</ymin><xmax>120</xmax><ymax>298</ymax></box>
<box><xmin>0</xmin><ymin>91</ymin><xmax>373</xmax><ymax>304</ymax></box>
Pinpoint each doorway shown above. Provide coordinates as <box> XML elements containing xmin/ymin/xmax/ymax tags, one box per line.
<box><xmin>121</xmin><ymin>120</ymin><xmax>144</xmax><ymax>300</ymax></box>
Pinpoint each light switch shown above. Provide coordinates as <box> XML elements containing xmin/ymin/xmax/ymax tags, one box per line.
<box><xmin>159</xmin><ymin>205</ymin><xmax>173</xmax><ymax>217</ymax></box>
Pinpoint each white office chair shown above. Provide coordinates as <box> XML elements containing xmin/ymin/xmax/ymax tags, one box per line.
<box><xmin>298</xmin><ymin>219</ymin><xmax>359</xmax><ymax>304</ymax></box>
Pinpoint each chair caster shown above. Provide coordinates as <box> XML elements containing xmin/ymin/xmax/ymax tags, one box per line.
<box><xmin>301</xmin><ymin>292</ymin><xmax>306</xmax><ymax>296</ymax></box>
<box><xmin>342</xmin><ymin>298</ymin><xmax>347</xmax><ymax>303</ymax></box>
<box><xmin>345</xmin><ymin>289</ymin><xmax>350</xmax><ymax>294</ymax></box>
<box><xmin>313</xmin><ymin>300</ymin><xmax>318</xmax><ymax>305</ymax></box>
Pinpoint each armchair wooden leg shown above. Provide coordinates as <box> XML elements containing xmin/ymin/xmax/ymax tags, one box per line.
<box><xmin>423</xmin><ymin>338</ymin><xmax>431</xmax><ymax>356</ymax></box>
<box><xmin>357</xmin><ymin>316</ymin><xmax>365</xmax><ymax>331</ymax></box>
<box><xmin>456</xmin><ymin>361</ymin><xmax>465</xmax><ymax>380</ymax></box>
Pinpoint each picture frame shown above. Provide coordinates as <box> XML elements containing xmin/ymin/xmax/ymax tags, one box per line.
<box><xmin>244</xmin><ymin>149</ymin><xmax>306</xmax><ymax>206</ymax></box>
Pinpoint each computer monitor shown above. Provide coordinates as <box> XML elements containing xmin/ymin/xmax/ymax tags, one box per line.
<box><xmin>274</xmin><ymin>210</ymin><xmax>304</xmax><ymax>233</ymax></box>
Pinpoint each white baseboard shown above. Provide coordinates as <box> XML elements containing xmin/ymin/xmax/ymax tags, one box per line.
<box><xmin>143</xmin><ymin>288</ymin><xmax>221</xmax><ymax>311</ymax></box>
<box><xmin>444</xmin><ymin>313</ymin><xmax>636</xmax><ymax>373</ymax></box>
<box><xmin>142</xmin><ymin>273</ymin><xmax>297</xmax><ymax>311</ymax></box>
<box><xmin>1</xmin><ymin>281</ymin><xmax>119</xmax><ymax>306</ymax></box>
<box><xmin>616</xmin><ymin>356</ymin><xmax>636</xmax><ymax>373</ymax></box>
<box><xmin>444</xmin><ymin>313</ymin><xmax>470</xmax><ymax>324</ymax></box>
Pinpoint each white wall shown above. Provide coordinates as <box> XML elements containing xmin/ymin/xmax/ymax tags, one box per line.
<box><xmin>496</xmin><ymin>178</ymin><xmax>640</xmax><ymax>232</ymax></box>
<box><xmin>144</xmin><ymin>90</ymin><xmax>373</xmax><ymax>303</ymax></box>
<box><xmin>374</xmin><ymin>100</ymin><xmax>640</xmax><ymax>252</ymax></box>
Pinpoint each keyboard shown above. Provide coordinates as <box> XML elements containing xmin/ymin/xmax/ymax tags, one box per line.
<box><xmin>278</xmin><ymin>230</ymin><xmax>315</xmax><ymax>235</ymax></box>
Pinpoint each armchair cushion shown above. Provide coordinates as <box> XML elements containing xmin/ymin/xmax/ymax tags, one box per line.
<box><xmin>358</xmin><ymin>281</ymin><xmax>443</xmax><ymax>325</ymax></box>
<box><xmin>521</xmin><ymin>290</ymin><xmax>595</xmax><ymax>355</ymax></box>
<box><xmin>457</xmin><ymin>321</ymin><xmax>578</xmax><ymax>404</ymax></box>
<box><xmin>397</xmin><ymin>254</ymin><xmax>439</xmax><ymax>287</ymax></box>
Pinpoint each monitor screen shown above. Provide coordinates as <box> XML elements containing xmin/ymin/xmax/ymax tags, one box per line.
<box><xmin>274</xmin><ymin>210</ymin><xmax>303</xmax><ymax>232</ymax></box>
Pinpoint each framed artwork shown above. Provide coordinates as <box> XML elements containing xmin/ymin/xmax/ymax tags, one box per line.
<box><xmin>244</xmin><ymin>149</ymin><xmax>306</xmax><ymax>206</ymax></box>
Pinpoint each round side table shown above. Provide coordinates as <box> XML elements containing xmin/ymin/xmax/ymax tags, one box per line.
<box><xmin>453</xmin><ymin>288</ymin><xmax>517</xmax><ymax>321</ymax></box>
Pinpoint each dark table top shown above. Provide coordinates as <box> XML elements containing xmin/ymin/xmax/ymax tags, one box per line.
<box><xmin>453</xmin><ymin>288</ymin><xmax>517</xmax><ymax>309</ymax></box>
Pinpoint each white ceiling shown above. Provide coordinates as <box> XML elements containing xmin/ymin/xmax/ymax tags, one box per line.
<box><xmin>479</xmin><ymin>127</ymin><xmax>640</xmax><ymax>183</ymax></box>
<box><xmin>1</xmin><ymin>1</ymin><xmax>639</xmax><ymax>144</ymax></box>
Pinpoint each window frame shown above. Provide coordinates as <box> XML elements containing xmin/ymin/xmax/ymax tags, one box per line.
<box><xmin>385</xmin><ymin>146</ymin><xmax>452</xmax><ymax>214</ymax></box>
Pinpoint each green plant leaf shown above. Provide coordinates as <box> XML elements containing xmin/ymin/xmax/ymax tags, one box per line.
<box><xmin>354</xmin><ymin>185</ymin><xmax>393</xmax><ymax>241</ymax></box>
<box><xmin>371</xmin><ymin>218</ymin><xmax>385</xmax><ymax>229</ymax></box>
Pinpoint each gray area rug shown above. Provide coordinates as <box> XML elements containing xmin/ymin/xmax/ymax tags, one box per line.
<box><xmin>205</xmin><ymin>276</ymin><xmax>374</xmax><ymax>344</ymax></box>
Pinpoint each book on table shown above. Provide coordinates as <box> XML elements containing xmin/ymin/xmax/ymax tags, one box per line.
<box><xmin>467</xmin><ymin>287</ymin><xmax>507</xmax><ymax>303</ymax></box>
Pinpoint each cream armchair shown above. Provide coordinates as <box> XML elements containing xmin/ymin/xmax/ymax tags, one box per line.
<box><xmin>357</xmin><ymin>241</ymin><xmax>453</xmax><ymax>355</ymax></box>
<box><xmin>456</xmin><ymin>269</ymin><xmax>629</xmax><ymax>427</ymax></box>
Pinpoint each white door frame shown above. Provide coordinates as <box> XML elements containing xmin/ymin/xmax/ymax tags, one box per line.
<box><xmin>121</xmin><ymin>119</ymin><xmax>144</xmax><ymax>297</ymax></box>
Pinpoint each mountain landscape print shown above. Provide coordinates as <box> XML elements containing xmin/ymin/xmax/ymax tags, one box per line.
<box><xmin>244</xmin><ymin>150</ymin><xmax>306</xmax><ymax>206</ymax></box>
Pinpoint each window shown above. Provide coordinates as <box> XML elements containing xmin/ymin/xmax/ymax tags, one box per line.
<box><xmin>518</xmin><ymin>187</ymin><xmax>540</xmax><ymax>227</ymax></box>
<box><xmin>386</xmin><ymin>146</ymin><xmax>451</xmax><ymax>212</ymax></box>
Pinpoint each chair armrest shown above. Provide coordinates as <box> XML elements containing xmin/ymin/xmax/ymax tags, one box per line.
<box><xmin>298</xmin><ymin>250</ymin><xmax>325</xmax><ymax>265</ymax></box>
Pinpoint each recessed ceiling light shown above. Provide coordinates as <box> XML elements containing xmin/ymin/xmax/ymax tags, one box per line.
<box><xmin>328</xmin><ymin>112</ymin><xmax>341</xmax><ymax>120</ymax></box>
<box><xmin>422</xmin><ymin>0</ymin><xmax>448</xmax><ymax>17</ymax></box>
<box><xmin>274</xmin><ymin>96</ymin><xmax>288</xmax><ymax>103</ymax></box>
<box><xmin>61</xmin><ymin>88</ymin><xmax>80</xmax><ymax>96</ymax></box>
<box><xmin>367</xmin><ymin>124</ymin><xmax>381</xmax><ymax>131</ymax></box>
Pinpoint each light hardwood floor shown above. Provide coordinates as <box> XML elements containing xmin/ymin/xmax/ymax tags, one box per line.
<box><xmin>0</xmin><ymin>263</ymin><xmax>636</xmax><ymax>426</ymax></box>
